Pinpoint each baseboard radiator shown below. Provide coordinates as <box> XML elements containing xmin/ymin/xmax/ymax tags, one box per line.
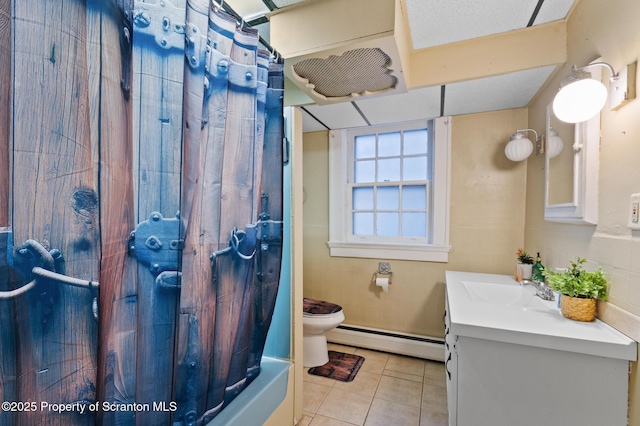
<box><xmin>326</xmin><ymin>324</ymin><xmax>445</xmax><ymax>362</ymax></box>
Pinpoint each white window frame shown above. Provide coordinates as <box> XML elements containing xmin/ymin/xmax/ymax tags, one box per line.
<box><xmin>328</xmin><ymin>117</ymin><xmax>451</xmax><ymax>262</ymax></box>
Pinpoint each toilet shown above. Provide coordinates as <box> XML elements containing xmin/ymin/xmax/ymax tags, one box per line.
<box><xmin>302</xmin><ymin>298</ymin><xmax>345</xmax><ymax>367</ymax></box>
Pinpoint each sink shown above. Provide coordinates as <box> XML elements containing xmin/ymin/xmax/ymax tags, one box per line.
<box><xmin>462</xmin><ymin>281</ymin><xmax>545</xmax><ymax>309</ymax></box>
<box><xmin>446</xmin><ymin>271</ymin><xmax>638</xmax><ymax>362</ymax></box>
<box><xmin>446</xmin><ymin>271</ymin><xmax>638</xmax><ymax>426</ymax></box>
<box><xmin>445</xmin><ymin>271</ymin><xmax>638</xmax><ymax>426</ymax></box>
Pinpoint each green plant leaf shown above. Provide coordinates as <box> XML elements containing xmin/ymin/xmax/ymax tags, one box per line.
<box><xmin>544</xmin><ymin>257</ymin><xmax>608</xmax><ymax>300</ymax></box>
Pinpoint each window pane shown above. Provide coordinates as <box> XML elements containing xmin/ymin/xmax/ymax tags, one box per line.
<box><xmin>404</xmin><ymin>129</ymin><xmax>428</xmax><ymax>155</ymax></box>
<box><xmin>348</xmin><ymin>123</ymin><xmax>436</xmax><ymax>243</ymax></box>
<box><xmin>354</xmin><ymin>160</ymin><xmax>375</xmax><ymax>183</ymax></box>
<box><xmin>378</xmin><ymin>158</ymin><xmax>400</xmax><ymax>182</ymax></box>
<box><xmin>378</xmin><ymin>132</ymin><xmax>400</xmax><ymax>157</ymax></box>
<box><xmin>353</xmin><ymin>212</ymin><xmax>374</xmax><ymax>235</ymax></box>
<box><xmin>353</xmin><ymin>187</ymin><xmax>373</xmax><ymax>210</ymax></box>
<box><xmin>402</xmin><ymin>212</ymin><xmax>426</xmax><ymax>237</ymax></box>
<box><xmin>402</xmin><ymin>185</ymin><xmax>426</xmax><ymax>210</ymax></box>
<box><xmin>403</xmin><ymin>156</ymin><xmax>427</xmax><ymax>181</ymax></box>
<box><xmin>377</xmin><ymin>212</ymin><xmax>398</xmax><ymax>236</ymax></box>
<box><xmin>377</xmin><ymin>186</ymin><xmax>399</xmax><ymax>210</ymax></box>
<box><xmin>355</xmin><ymin>134</ymin><xmax>375</xmax><ymax>159</ymax></box>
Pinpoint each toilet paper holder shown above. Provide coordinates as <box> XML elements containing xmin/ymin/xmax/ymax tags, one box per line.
<box><xmin>372</xmin><ymin>262</ymin><xmax>393</xmax><ymax>284</ymax></box>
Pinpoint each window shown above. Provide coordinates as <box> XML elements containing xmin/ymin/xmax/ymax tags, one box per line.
<box><xmin>328</xmin><ymin>117</ymin><xmax>451</xmax><ymax>262</ymax></box>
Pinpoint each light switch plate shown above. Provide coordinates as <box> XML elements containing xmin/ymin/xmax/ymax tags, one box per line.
<box><xmin>628</xmin><ymin>193</ymin><xmax>640</xmax><ymax>230</ymax></box>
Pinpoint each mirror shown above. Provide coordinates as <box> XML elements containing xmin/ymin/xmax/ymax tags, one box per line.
<box><xmin>544</xmin><ymin>102</ymin><xmax>599</xmax><ymax>224</ymax></box>
<box><xmin>546</xmin><ymin>113</ymin><xmax>574</xmax><ymax>205</ymax></box>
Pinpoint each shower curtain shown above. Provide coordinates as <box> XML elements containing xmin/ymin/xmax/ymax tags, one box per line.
<box><xmin>0</xmin><ymin>0</ymin><xmax>285</xmax><ymax>424</ymax></box>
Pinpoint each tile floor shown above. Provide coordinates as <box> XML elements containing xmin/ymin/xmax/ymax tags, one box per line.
<box><xmin>299</xmin><ymin>343</ymin><xmax>448</xmax><ymax>426</ymax></box>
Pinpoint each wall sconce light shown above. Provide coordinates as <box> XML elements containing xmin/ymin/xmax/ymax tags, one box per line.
<box><xmin>553</xmin><ymin>61</ymin><xmax>637</xmax><ymax>123</ymax></box>
<box><xmin>546</xmin><ymin>127</ymin><xmax>564</xmax><ymax>158</ymax></box>
<box><xmin>505</xmin><ymin>128</ymin><xmax>540</xmax><ymax>162</ymax></box>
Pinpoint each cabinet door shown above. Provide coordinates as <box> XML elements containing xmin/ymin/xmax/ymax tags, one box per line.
<box><xmin>444</xmin><ymin>294</ymin><xmax>457</xmax><ymax>426</ymax></box>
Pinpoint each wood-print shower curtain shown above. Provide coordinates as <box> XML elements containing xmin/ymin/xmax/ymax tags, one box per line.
<box><xmin>0</xmin><ymin>0</ymin><xmax>285</xmax><ymax>425</ymax></box>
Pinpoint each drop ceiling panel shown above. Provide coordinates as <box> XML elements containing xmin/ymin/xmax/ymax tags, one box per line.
<box><xmin>407</xmin><ymin>0</ymin><xmax>545</xmax><ymax>50</ymax></box>
<box><xmin>301</xmin><ymin>110</ymin><xmax>329</xmax><ymax>132</ymax></box>
<box><xmin>303</xmin><ymin>102</ymin><xmax>369</xmax><ymax>130</ymax></box>
<box><xmin>444</xmin><ymin>65</ymin><xmax>555</xmax><ymax>116</ymax></box>
<box><xmin>355</xmin><ymin>86</ymin><xmax>441</xmax><ymax>125</ymax></box>
<box><xmin>221</xmin><ymin>0</ymin><xmax>575</xmax><ymax>132</ymax></box>
<box><xmin>272</xmin><ymin>0</ymin><xmax>306</xmax><ymax>7</ymax></box>
<box><xmin>533</xmin><ymin>0</ymin><xmax>575</xmax><ymax>25</ymax></box>
<box><xmin>224</xmin><ymin>0</ymin><xmax>270</xmax><ymax>20</ymax></box>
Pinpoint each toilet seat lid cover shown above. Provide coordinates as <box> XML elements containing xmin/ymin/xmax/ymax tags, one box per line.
<box><xmin>303</xmin><ymin>298</ymin><xmax>342</xmax><ymax>315</ymax></box>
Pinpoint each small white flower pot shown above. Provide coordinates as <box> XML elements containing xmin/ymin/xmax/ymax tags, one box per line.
<box><xmin>516</xmin><ymin>263</ymin><xmax>533</xmax><ymax>280</ymax></box>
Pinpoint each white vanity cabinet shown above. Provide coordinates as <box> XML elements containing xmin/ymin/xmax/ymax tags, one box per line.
<box><xmin>443</xmin><ymin>295</ymin><xmax>457</xmax><ymax>426</ymax></box>
<box><xmin>445</xmin><ymin>271</ymin><xmax>637</xmax><ymax>426</ymax></box>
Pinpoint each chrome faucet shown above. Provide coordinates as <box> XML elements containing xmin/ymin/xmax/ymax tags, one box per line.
<box><xmin>519</xmin><ymin>279</ymin><xmax>555</xmax><ymax>301</ymax></box>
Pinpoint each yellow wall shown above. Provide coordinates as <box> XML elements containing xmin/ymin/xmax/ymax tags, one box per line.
<box><xmin>302</xmin><ymin>108</ymin><xmax>528</xmax><ymax>337</ymax></box>
<box><xmin>525</xmin><ymin>0</ymin><xmax>640</xmax><ymax>422</ymax></box>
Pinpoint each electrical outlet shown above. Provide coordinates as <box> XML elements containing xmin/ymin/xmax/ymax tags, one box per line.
<box><xmin>629</xmin><ymin>194</ymin><xmax>640</xmax><ymax>230</ymax></box>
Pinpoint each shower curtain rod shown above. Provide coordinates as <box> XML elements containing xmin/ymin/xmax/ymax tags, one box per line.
<box><xmin>214</xmin><ymin>0</ymin><xmax>283</xmax><ymax>63</ymax></box>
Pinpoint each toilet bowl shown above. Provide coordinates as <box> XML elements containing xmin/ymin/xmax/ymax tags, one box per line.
<box><xmin>302</xmin><ymin>298</ymin><xmax>345</xmax><ymax>367</ymax></box>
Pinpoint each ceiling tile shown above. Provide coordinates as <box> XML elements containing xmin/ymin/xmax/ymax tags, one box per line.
<box><xmin>406</xmin><ymin>0</ymin><xmax>541</xmax><ymax>50</ymax></box>
<box><xmin>443</xmin><ymin>66</ymin><xmax>555</xmax><ymax>116</ymax></box>
<box><xmin>269</xmin><ymin>0</ymin><xmax>576</xmax><ymax>132</ymax></box>
<box><xmin>303</xmin><ymin>102</ymin><xmax>369</xmax><ymax>130</ymax></box>
<box><xmin>533</xmin><ymin>0</ymin><xmax>575</xmax><ymax>25</ymax></box>
<box><xmin>355</xmin><ymin>86</ymin><xmax>442</xmax><ymax>125</ymax></box>
<box><xmin>301</xmin><ymin>109</ymin><xmax>329</xmax><ymax>132</ymax></box>
<box><xmin>272</xmin><ymin>0</ymin><xmax>307</xmax><ymax>7</ymax></box>
<box><xmin>224</xmin><ymin>0</ymin><xmax>270</xmax><ymax>20</ymax></box>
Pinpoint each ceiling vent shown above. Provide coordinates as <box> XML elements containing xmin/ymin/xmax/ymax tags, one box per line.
<box><xmin>269</xmin><ymin>0</ymin><xmax>409</xmax><ymax>105</ymax></box>
<box><xmin>292</xmin><ymin>48</ymin><xmax>398</xmax><ymax>101</ymax></box>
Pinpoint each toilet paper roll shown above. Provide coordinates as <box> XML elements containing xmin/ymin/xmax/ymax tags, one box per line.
<box><xmin>375</xmin><ymin>276</ymin><xmax>390</xmax><ymax>293</ymax></box>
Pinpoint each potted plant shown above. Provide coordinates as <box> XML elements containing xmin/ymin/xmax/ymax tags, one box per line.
<box><xmin>515</xmin><ymin>248</ymin><xmax>535</xmax><ymax>280</ymax></box>
<box><xmin>544</xmin><ymin>257</ymin><xmax>609</xmax><ymax>322</ymax></box>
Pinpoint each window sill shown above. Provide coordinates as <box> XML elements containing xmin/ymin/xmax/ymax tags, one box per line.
<box><xmin>327</xmin><ymin>241</ymin><xmax>450</xmax><ymax>262</ymax></box>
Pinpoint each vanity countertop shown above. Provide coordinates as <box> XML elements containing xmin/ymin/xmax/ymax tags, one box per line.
<box><xmin>446</xmin><ymin>270</ymin><xmax>637</xmax><ymax>361</ymax></box>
